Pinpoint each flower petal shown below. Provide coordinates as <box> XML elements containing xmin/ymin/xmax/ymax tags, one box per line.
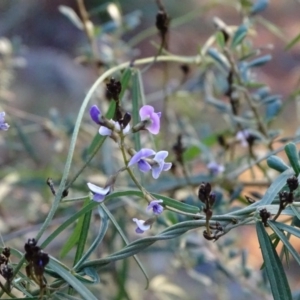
<box><xmin>132</xmin><ymin>218</ymin><xmax>150</xmax><ymax>233</ymax></box>
<box><xmin>122</xmin><ymin>124</ymin><xmax>131</xmax><ymax>134</ymax></box>
<box><xmin>128</xmin><ymin>148</ymin><xmax>156</xmax><ymax>167</ymax></box>
<box><xmin>89</xmin><ymin>105</ymin><xmax>101</xmax><ymax>124</ymax></box>
<box><xmin>99</xmin><ymin>126</ymin><xmax>112</xmax><ymax>136</ymax></box>
<box><xmin>151</xmin><ymin>164</ymin><xmax>163</xmax><ymax>179</ymax></box>
<box><xmin>162</xmin><ymin>162</ymin><xmax>172</xmax><ymax>171</ymax></box>
<box><xmin>138</xmin><ymin>160</ymin><xmax>152</xmax><ymax>172</ymax></box>
<box><xmin>87</xmin><ymin>182</ymin><xmax>110</xmax><ymax>195</ymax></box>
<box><xmin>154</xmin><ymin>151</ymin><xmax>169</xmax><ymax>162</ymax></box>
<box><xmin>146</xmin><ymin>112</ymin><xmax>160</xmax><ymax>134</ymax></box>
<box><xmin>93</xmin><ymin>193</ymin><xmax>106</xmax><ymax>202</ymax></box>
<box><xmin>139</xmin><ymin>105</ymin><xmax>154</xmax><ymax>120</ymax></box>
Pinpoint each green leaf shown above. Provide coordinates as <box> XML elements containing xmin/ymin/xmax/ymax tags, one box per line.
<box><xmin>54</xmin><ymin>292</ymin><xmax>83</xmax><ymax>300</ymax></box>
<box><xmin>268</xmin><ymin>221</ymin><xmax>300</xmax><ymax>266</ymax></box>
<box><xmin>285</xmin><ymin>32</ymin><xmax>300</xmax><ymax>51</ymax></box>
<box><xmin>231</xmin><ymin>23</ymin><xmax>249</xmax><ymax>48</ymax></box>
<box><xmin>73</xmin><ymin>200</ymin><xmax>93</xmax><ymax>265</ymax></box>
<box><xmin>285</xmin><ymin>143</ymin><xmax>300</xmax><ymax>175</ymax></box>
<box><xmin>215</xmin><ymin>31</ymin><xmax>225</xmax><ymax>48</ymax></box>
<box><xmin>206</xmin><ymin>48</ymin><xmax>229</xmax><ymax>72</ymax></box>
<box><xmin>119</xmin><ymin>68</ymin><xmax>132</xmax><ymax>101</ymax></box>
<box><xmin>272</xmin><ymin>220</ymin><xmax>300</xmax><ymax>239</ymax></box>
<box><xmin>86</xmin><ymin>101</ymin><xmax>116</xmax><ymax>157</ymax></box>
<box><xmin>73</xmin><ymin>205</ymin><xmax>109</xmax><ymax>269</ymax></box>
<box><xmin>256</xmin><ymin>222</ymin><xmax>292</xmax><ymax>300</ymax></box>
<box><xmin>290</xmin><ymin>205</ymin><xmax>300</xmax><ymax>221</ymax></box>
<box><xmin>100</xmin><ymin>204</ymin><xmax>149</xmax><ymax>289</ymax></box>
<box><xmin>183</xmin><ymin>145</ymin><xmax>201</xmax><ymax>161</ymax></box>
<box><xmin>259</xmin><ymin>168</ymin><xmax>294</xmax><ymax>205</ymax></box>
<box><xmin>48</xmin><ymin>259</ymin><xmax>98</xmax><ymax>300</ymax></box>
<box><xmin>41</xmin><ymin>201</ymin><xmax>98</xmax><ymax>248</ymax></box>
<box><xmin>132</xmin><ymin>69</ymin><xmax>142</xmax><ymax>151</ymax></box>
<box><xmin>106</xmin><ymin>190</ymin><xmax>200</xmax><ymax>214</ymax></box>
<box><xmin>267</xmin><ymin>155</ymin><xmax>289</xmax><ymax>173</ymax></box>
<box><xmin>60</xmin><ymin>197</ymin><xmax>91</xmax><ymax>258</ymax></box>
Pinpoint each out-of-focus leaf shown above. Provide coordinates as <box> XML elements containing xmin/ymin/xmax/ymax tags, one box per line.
<box><xmin>267</xmin><ymin>156</ymin><xmax>289</xmax><ymax>173</ymax></box>
<box><xmin>247</xmin><ymin>54</ymin><xmax>272</xmax><ymax>68</ymax></box>
<box><xmin>215</xmin><ymin>31</ymin><xmax>225</xmax><ymax>48</ymax></box>
<box><xmin>205</xmin><ymin>96</ymin><xmax>230</xmax><ymax>113</ymax></box>
<box><xmin>231</xmin><ymin>23</ymin><xmax>249</xmax><ymax>48</ymax></box>
<box><xmin>58</xmin><ymin>6</ymin><xmax>83</xmax><ymax>30</ymax></box>
<box><xmin>285</xmin><ymin>32</ymin><xmax>300</xmax><ymax>51</ymax></box>
<box><xmin>261</xmin><ymin>95</ymin><xmax>282</xmax><ymax>105</ymax></box>
<box><xmin>250</xmin><ymin>0</ymin><xmax>269</xmax><ymax>16</ymax></box>
<box><xmin>285</xmin><ymin>143</ymin><xmax>300</xmax><ymax>175</ymax></box>
<box><xmin>256</xmin><ymin>222</ymin><xmax>292</xmax><ymax>300</ymax></box>
<box><xmin>206</xmin><ymin>48</ymin><xmax>229</xmax><ymax>72</ymax></box>
<box><xmin>265</xmin><ymin>99</ymin><xmax>282</xmax><ymax>122</ymax></box>
<box><xmin>183</xmin><ymin>145</ymin><xmax>201</xmax><ymax>161</ymax></box>
<box><xmin>268</xmin><ymin>221</ymin><xmax>300</xmax><ymax>266</ymax></box>
<box><xmin>54</xmin><ymin>292</ymin><xmax>82</xmax><ymax>300</ymax></box>
<box><xmin>257</xmin><ymin>17</ymin><xmax>286</xmax><ymax>40</ymax></box>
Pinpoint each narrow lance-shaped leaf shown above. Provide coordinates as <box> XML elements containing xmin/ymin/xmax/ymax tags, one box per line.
<box><xmin>231</xmin><ymin>23</ymin><xmax>249</xmax><ymax>48</ymax></box>
<box><xmin>256</xmin><ymin>222</ymin><xmax>292</xmax><ymax>300</ymax></box>
<box><xmin>268</xmin><ymin>220</ymin><xmax>300</xmax><ymax>266</ymax></box>
<box><xmin>60</xmin><ymin>197</ymin><xmax>91</xmax><ymax>258</ymax></box>
<box><xmin>267</xmin><ymin>155</ymin><xmax>289</xmax><ymax>173</ymax></box>
<box><xmin>285</xmin><ymin>142</ymin><xmax>300</xmax><ymax>175</ymax></box>
<box><xmin>48</xmin><ymin>259</ymin><xmax>98</xmax><ymax>300</ymax></box>
<box><xmin>132</xmin><ymin>69</ymin><xmax>142</xmax><ymax>151</ymax></box>
<box><xmin>285</xmin><ymin>32</ymin><xmax>300</xmax><ymax>51</ymax></box>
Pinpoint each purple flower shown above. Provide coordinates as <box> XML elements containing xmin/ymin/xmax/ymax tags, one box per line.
<box><xmin>87</xmin><ymin>182</ymin><xmax>110</xmax><ymax>202</ymax></box>
<box><xmin>139</xmin><ymin>105</ymin><xmax>161</xmax><ymax>135</ymax></box>
<box><xmin>99</xmin><ymin>120</ymin><xmax>130</xmax><ymax>136</ymax></box>
<box><xmin>207</xmin><ymin>162</ymin><xmax>224</xmax><ymax>176</ymax></box>
<box><xmin>152</xmin><ymin>151</ymin><xmax>172</xmax><ymax>179</ymax></box>
<box><xmin>89</xmin><ymin>105</ymin><xmax>102</xmax><ymax>125</ymax></box>
<box><xmin>128</xmin><ymin>148</ymin><xmax>156</xmax><ymax>172</ymax></box>
<box><xmin>0</xmin><ymin>112</ymin><xmax>9</xmax><ymax>131</ymax></box>
<box><xmin>147</xmin><ymin>200</ymin><xmax>164</xmax><ymax>215</ymax></box>
<box><xmin>236</xmin><ymin>130</ymin><xmax>250</xmax><ymax>147</ymax></box>
<box><xmin>132</xmin><ymin>218</ymin><xmax>151</xmax><ymax>234</ymax></box>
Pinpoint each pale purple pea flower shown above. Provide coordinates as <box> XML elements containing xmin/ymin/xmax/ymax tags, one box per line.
<box><xmin>207</xmin><ymin>162</ymin><xmax>225</xmax><ymax>176</ymax></box>
<box><xmin>128</xmin><ymin>148</ymin><xmax>156</xmax><ymax>172</ymax></box>
<box><xmin>147</xmin><ymin>200</ymin><xmax>164</xmax><ymax>215</ymax></box>
<box><xmin>87</xmin><ymin>182</ymin><xmax>110</xmax><ymax>202</ymax></box>
<box><xmin>132</xmin><ymin>218</ymin><xmax>151</xmax><ymax>234</ymax></box>
<box><xmin>139</xmin><ymin>105</ymin><xmax>161</xmax><ymax>135</ymax></box>
<box><xmin>99</xmin><ymin>119</ymin><xmax>130</xmax><ymax>136</ymax></box>
<box><xmin>152</xmin><ymin>151</ymin><xmax>172</xmax><ymax>179</ymax></box>
<box><xmin>89</xmin><ymin>105</ymin><xmax>102</xmax><ymax>125</ymax></box>
<box><xmin>236</xmin><ymin>130</ymin><xmax>250</xmax><ymax>147</ymax></box>
<box><xmin>0</xmin><ymin>112</ymin><xmax>9</xmax><ymax>131</ymax></box>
